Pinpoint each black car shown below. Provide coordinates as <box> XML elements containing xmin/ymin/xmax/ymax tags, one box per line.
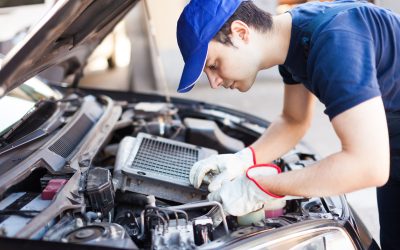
<box><xmin>0</xmin><ymin>1</ymin><xmax>380</xmax><ymax>249</ymax></box>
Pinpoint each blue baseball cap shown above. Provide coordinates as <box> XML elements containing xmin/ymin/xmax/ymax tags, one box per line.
<box><xmin>176</xmin><ymin>0</ymin><xmax>244</xmax><ymax>93</ymax></box>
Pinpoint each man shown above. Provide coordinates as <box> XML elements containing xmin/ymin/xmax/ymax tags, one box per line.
<box><xmin>176</xmin><ymin>0</ymin><xmax>400</xmax><ymax>249</ymax></box>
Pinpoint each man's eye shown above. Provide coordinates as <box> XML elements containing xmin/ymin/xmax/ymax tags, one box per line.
<box><xmin>209</xmin><ymin>64</ymin><xmax>217</xmax><ymax>70</ymax></box>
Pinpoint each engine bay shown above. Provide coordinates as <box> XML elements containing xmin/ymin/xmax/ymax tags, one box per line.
<box><xmin>0</xmin><ymin>94</ymin><xmax>342</xmax><ymax>249</ymax></box>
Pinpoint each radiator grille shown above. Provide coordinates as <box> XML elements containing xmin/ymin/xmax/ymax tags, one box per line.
<box><xmin>49</xmin><ymin>115</ymin><xmax>93</xmax><ymax>158</ymax></box>
<box><xmin>130</xmin><ymin>137</ymin><xmax>198</xmax><ymax>181</ymax></box>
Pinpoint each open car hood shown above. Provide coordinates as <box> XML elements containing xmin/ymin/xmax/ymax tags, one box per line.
<box><xmin>0</xmin><ymin>0</ymin><xmax>139</xmax><ymax>97</ymax></box>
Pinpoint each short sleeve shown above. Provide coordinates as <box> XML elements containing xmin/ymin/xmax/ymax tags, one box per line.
<box><xmin>279</xmin><ymin>65</ymin><xmax>301</xmax><ymax>85</ymax></box>
<box><xmin>308</xmin><ymin>30</ymin><xmax>381</xmax><ymax>120</ymax></box>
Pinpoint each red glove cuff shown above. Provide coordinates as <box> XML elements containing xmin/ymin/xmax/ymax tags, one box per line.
<box><xmin>248</xmin><ymin>146</ymin><xmax>257</xmax><ymax>165</ymax></box>
<box><xmin>246</xmin><ymin>164</ymin><xmax>284</xmax><ymax>199</ymax></box>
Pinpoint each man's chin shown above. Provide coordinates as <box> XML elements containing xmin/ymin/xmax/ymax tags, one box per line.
<box><xmin>237</xmin><ymin>83</ymin><xmax>252</xmax><ymax>92</ymax></box>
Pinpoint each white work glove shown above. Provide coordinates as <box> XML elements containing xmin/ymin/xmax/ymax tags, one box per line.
<box><xmin>189</xmin><ymin>147</ymin><xmax>256</xmax><ymax>192</ymax></box>
<box><xmin>207</xmin><ymin>164</ymin><xmax>284</xmax><ymax>216</ymax></box>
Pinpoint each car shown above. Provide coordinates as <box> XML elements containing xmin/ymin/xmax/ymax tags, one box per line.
<box><xmin>0</xmin><ymin>1</ymin><xmax>380</xmax><ymax>249</ymax></box>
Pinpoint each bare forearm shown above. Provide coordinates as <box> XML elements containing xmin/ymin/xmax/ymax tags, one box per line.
<box><xmin>251</xmin><ymin>114</ymin><xmax>309</xmax><ymax>164</ymax></box>
<box><xmin>255</xmin><ymin>97</ymin><xmax>390</xmax><ymax>198</ymax></box>
<box><xmin>257</xmin><ymin>150</ymin><xmax>387</xmax><ymax>197</ymax></box>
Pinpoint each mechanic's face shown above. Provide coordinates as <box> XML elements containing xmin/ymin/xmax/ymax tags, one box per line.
<box><xmin>204</xmin><ymin>40</ymin><xmax>259</xmax><ymax>92</ymax></box>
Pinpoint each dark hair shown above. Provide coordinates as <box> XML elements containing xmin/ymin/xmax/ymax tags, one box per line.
<box><xmin>214</xmin><ymin>1</ymin><xmax>273</xmax><ymax>46</ymax></box>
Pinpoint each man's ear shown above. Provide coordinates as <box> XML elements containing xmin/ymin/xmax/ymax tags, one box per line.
<box><xmin>230</xmin><ymin>20</ymin><xmax>250</xmax><ymax>43</ymax></box>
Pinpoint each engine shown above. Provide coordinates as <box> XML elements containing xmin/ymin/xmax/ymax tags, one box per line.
<box><xmin>0</xmin><ymin>100</ymin><xmax>335</xmax><ymax>249</ymax></box>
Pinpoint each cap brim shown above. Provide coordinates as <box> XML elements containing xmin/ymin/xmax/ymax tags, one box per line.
<box><xmin>177</xmin><ymin>44</ymin><xmax>208</xmax><ymax>93</ymax></box>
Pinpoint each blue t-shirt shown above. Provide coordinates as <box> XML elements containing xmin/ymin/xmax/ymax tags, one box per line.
<box><xmin>279</xmin><ymin>0</ymin><xmax>400</xmax><ymax>120</ymax></box>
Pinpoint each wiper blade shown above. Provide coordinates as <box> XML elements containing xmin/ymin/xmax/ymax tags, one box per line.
<box><xmin>1</xmin><ymin>99</ymin><xmax>57</xmax><ymax>142</ymax></box>
<box><xmin>0</xmin><ymin>95</ymin><xmax>83</xmax><ymax>155</ymax></box>
<box><xmin>0</xmin><ymin>115</ymin><xmax>64</xmax><ymax>157</ymax></box>
<box><xmin>0</xmin><ymin>129</ymin><xmax>47</xmax><ymax>156</ymax></box>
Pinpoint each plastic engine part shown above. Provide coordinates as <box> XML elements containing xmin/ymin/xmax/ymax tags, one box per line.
<box><xmin>41</xmin><ymin>179</ymin><xmax>67</xmax><ymax>200</ymax></box>
<box><xmin>85</xmin><ymin>168</ymin><xmax>115</xmax><ymax>215</ymax></box>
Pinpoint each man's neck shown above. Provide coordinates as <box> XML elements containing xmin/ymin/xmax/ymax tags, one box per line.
<box><xmin>259</xmin><ymin>13</ymin><xmax>292</xmax><ymax>69</ymax></box>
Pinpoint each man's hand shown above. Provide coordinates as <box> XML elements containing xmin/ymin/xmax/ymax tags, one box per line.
<box><xmin>207</xmin><ymin>164</ymin><xmax>284</xmax><ymax>216</ymax></box>
<box><xmin>189</xmin><ymin>147</ymin><xmax>256</xmax><ymax>191</ymax></box>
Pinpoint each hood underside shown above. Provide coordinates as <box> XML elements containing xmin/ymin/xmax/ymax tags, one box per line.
<box><xmin>0</xmin><ymin>0</ymin><xmax>139</xmax><ymax>97</ymax></box>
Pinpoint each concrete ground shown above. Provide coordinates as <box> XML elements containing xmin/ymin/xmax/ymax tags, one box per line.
<box><xmin>81</xmin><ymin>67</ymin><xmax>380</xmax><ymax>244</ymax></box>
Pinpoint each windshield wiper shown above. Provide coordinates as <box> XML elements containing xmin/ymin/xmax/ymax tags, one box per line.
<box><xmin>0</xmin><ymin>95</ymin><xmax>86</xmax><ymax>155</ymax></box>
<box><xmin>0</xmin><ymin>99</ymin><xmax>67</xmax><ymax>156</ymax></box>
<box><xmin>0</xmin><ymin>113</ymin><xmax>65</xmax><ymax>157</ymax></box>
<box><xmin>1</xmin><ymin>99</ymin><xmax>57</xmax><ymax>143</ymax></box>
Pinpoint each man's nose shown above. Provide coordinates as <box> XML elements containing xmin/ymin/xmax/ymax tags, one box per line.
<box><xmin>205</xmin><ymin>71</ymin><xmax>223</xmax><ymax>89</ymax></box>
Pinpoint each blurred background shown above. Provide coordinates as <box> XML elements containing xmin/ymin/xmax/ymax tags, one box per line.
<box><xmin>0</xmin><ymin>0</ymin><xmax>399</xmax><ymax>245</ymax></box>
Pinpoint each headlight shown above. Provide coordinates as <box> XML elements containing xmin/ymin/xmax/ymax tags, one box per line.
<box><xmin>247</xmin><ymin>227</ymin><xmax>356</xmax><ymax>250</ymax></box>
<box><xmin>200</xmin><ymin>220</ymin><xmax>359</xmax><ymax>250</ymax></box>
<box><xmin>288</xmin><ymin>229</ymin><xmax>356</xmax><ymax>250</ymax></box>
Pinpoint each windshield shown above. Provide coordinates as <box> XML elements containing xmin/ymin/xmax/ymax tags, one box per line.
<box><xmin>8</xmin><ymin>77</ymin><xmax>62</xmax><ymax>102</ymax></box>
<box><xmin>0</xmin><ymin>76</ymin><xmax>62</xmax><ymax>137</ymax></box>
<box><xmin>0</xmin><ymin>95</ymin><xmax>35</xmax><ymax>135</ymax></box>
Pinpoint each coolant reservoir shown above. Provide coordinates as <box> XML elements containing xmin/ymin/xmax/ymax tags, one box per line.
<box><xmin>237</xmin><ymin>199</ymin><xmax>287</xmax><ymax>226</ymax></box>
<box><xmin>237</xmin><ymin>208</ymin><xmax>265</xmax><ymax>226</ymax></box>
<box><xmin>264</xmin><ymin>199</ymin><xmax>286</xmax><ymax>218</ymax></box>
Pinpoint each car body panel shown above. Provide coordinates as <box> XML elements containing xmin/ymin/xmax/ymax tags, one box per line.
<box><xmin>0</xmin><ymin>0</ymin><xmax>138</xmax><ymax>97</ymax></box>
